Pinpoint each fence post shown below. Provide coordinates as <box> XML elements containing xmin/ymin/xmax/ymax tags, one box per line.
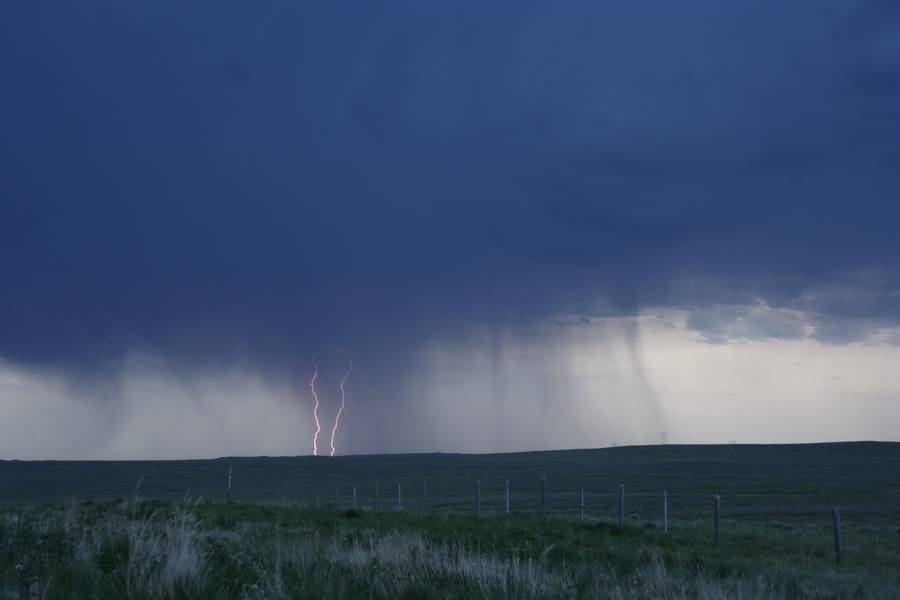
<box><xmin>832</xmin><ymin>508</ymin><xmax>843</xmax><ymax>564</ymax></box>
<box><xmin>618</xmin><ymin>484</ymin><xmax>625</xmax><ymax>527</ymax></box>
<box><xmin>374</xmin><ymin>483</ymin><xmax>379</xmax><ymax>512</ymax></box>
<box><xmin>397</xmin><ymin>481</ymin><xmax>402</xmax><ymax>511</ymax></box>
<box><xmin>475</xmin><ymin>481</ymin><xmax>481</xmax><ymax>514</ymax></box>
<box><xmin>663</xmin><ymin>490</ymin><xmax>669</xmax><ymax>534</ymax></box>
<box><xmin>352</xmin><ymin>485</ymin><xmax>357</xmax><ymax>510</ymax></box>
<box><xmin>580</xmin><ymin>482</ymin><xmax>585</xmax><ymax>521</ymax></box>
<box><xmin>335</xmin><ymin>485</ymin><xmax>339</xmax><ymax>509</ymax></box>
<box><xmin>541</xmin><ymin>477</ymin><xmax>547</xmax><ymax>514</ymax></box>
<box><xmin>714</xmin><ymin>495</ymin><xmax>721</xmax><ymax>547</ymax></box>
<box><xmin>505</xmin><ymin>479</ymin><xmax>510</xmax><ymax>514</ymax></box>
<box><xmin>422</xmin><ymin>480</ymin><xmax>427</xmax><ymax>512</ymax></box>
<box><xmin>226</xmin><ymin>465</ymin><xmax>232</xmax><ymax>503</ymax></box>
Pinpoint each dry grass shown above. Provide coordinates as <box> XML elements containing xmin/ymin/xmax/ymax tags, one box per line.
<box><xmin>1</xmin><ymin>500</ymin><xmax>897</xmax><ymax>599</ymax></box>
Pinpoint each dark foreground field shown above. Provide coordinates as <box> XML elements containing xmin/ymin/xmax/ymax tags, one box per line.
<box><xmin>2</xmin><ymin>443</ymin><xmax>899</xmax><ymax>598</ymax></box>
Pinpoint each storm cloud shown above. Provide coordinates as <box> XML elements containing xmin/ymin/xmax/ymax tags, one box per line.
<box><xmin>2</xmin><ymin>1</ymin><xmax>899</xmax><ymax>456</ymax></box>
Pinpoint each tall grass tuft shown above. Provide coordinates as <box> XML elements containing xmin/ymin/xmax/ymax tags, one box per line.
<box><xmin>1</xmin><ymin>500</ymin><xmax>898</xmax><ymax>598</ymax></box>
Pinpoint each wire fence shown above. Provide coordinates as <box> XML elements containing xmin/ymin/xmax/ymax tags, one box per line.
<box><xmin>249</xmin><ymin>476</ymin><xmax>900</xmax><ymax>564</ymax></box>
<box><xmin>272</xmin><ymin>479</ymin><xmax>889</xmax><ymax>523</ymax></box>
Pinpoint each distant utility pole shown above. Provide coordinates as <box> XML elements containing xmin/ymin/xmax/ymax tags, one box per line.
<box><xmin>660</xmin><ymin>431</ymin><xmax>668</xmax><ymax>445</ymax></box>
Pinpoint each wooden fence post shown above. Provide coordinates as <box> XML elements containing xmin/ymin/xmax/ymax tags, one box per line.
<box><xmin>226</xmin><ymin>465</ymin><xmax>232</xmax><ymax>503</ymax></box>
<box><xmin>663</xmin><ymin>490</ymin><xmax>669</xmax><ymax>534</ymax></box>
<box><xmin>618</xmin><ymin>484</ymin><xmax>625</xmax><ymax>527</ymax></box>
<box><xmin>397</xmin><ymin>481</ymin><xmax>402</xmax><ymax>511</ymax></box>
<box><xmin>505</xmin><ymin>480</ymin><xmax>510</xmax><ymax>514</ymax></box>
<box><xmin>580</xmin><ymin>482</ymin><xmax>585</xmax><ymax>521</ymax></box>
<box><xmin>714</xmin><ymin>495</ymin><xmax>721</xmax><ymax>547</ymax></box>
<box><xmin>352</xmin><ymin>485</ymin><xmax>357</xmax><ymax>510</ymax></box>
<box><xmin>475</xmin><ymin>480</ymin><xmax>481</xmax><ymax>514</ymax></box>
<box><xmin>374</xmin><ymin>483</ymin><xmax>379</xmax><ymax>512</ymax></box>
<box><xmin>541</xmin><ymin>477</ymin><xmax>547</xmax><ymax>514</ymax></box>
<box><xmin>832</xmin><ymin>508</ymin><xmax>843</xmax><ymax>564</ymax></box>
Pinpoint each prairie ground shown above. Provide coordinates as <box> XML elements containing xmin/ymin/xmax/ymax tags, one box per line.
<box><xmin>1</xmin><ymin>497</ymin><xmax>899</xmax><ymax>599</ymax></box>
<box><xmin>2</xmin><ymin>442</ymin><xmax>899</xmax><ymax>598</ymax></box>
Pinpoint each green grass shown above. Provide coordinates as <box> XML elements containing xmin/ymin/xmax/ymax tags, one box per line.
<box><xmin>2</xmin><ymin>443</ymin><xmax>899</xmax><ymax>598</ymax></box>
<box><xmin>3</xmin><ymin>442</ymin><xmax>899</xmax><ymax>522</ymax></box>
<box><xmin>2</xmin><ymin>497</ymin><xmax>899</xmax><ymax>599</ymax></box>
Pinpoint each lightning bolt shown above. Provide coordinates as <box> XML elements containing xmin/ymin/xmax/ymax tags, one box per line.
<box><xmin>309</xmin><ymin>355</ymin><xmax>321</xmax><ymax>456</ymax></box>
<box><xmin>329</xmin><ymin>349</ymin><xmax>353</xmax><ymax>457</ymax></box>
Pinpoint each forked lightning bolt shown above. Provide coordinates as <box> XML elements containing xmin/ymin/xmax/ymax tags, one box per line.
<box><xmin>309</xmin><ymin>355</ymin><xmax>322</xmax><ymax>456</ymax></box>
<box><xmin>330</xmin><ymin>350</ymin><xmax>353</xmax><ymax>457</ymax></box>
<box><xmin>308</xmin><ymin>347</ymin><xmax>353</xmax><ymax>457</ymax></box>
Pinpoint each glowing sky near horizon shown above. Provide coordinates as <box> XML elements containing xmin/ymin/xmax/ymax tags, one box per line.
<box><xmin>2</xmin><ymin>308</ymin><xmax>898</xmax><ymax>460</ymax></box>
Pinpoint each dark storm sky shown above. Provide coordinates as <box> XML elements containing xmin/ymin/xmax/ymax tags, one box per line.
<box><xmin>3</xmin><ymin>0</ymin><xmax>900</xmax><ymax>374</ymax></box>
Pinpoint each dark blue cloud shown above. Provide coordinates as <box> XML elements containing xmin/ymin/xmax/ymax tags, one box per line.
<box><xmin>1</xmin><ymin>1</ymin><xmax>899</xmax><ymax>371</ymax></box>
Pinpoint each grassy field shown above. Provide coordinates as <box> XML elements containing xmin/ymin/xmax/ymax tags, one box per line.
<box><xmin>2</xmin><ymin>443</ymin><xmax>899</xmax><ymax>598</ymax></box>
<box><xmin>3</xmin><ymin>442</ymin><xmax>900</xmax><ymax>521</ymax></box>
<box><xmin>2</xmin><ymin>496</ymin><xmax>899</xmax><ymax>599</ymax></box>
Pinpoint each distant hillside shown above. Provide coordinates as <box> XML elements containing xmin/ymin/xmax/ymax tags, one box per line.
<box><xmin>3</xmin><ymin>442</ymin><xmax>899</xmax><ymax>521</ymax></box>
